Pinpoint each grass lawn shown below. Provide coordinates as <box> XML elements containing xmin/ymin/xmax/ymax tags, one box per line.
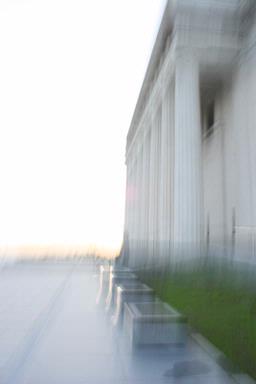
<box><xmin>140</xmin><ymin>261</ymin><xmax>256</xmax><ymax>379</ymax></box>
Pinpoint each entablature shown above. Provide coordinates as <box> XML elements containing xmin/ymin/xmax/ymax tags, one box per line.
<box><xmin>126</xmin><ymin>0</ymin><xmax>254</xmax><ymax>164</ymax></box>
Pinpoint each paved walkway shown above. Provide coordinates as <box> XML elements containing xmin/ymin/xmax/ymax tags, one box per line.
<box><xmin>0</xmin><ymin>262</ymin><xmax>238</xmax><ymax>383</ymax></box>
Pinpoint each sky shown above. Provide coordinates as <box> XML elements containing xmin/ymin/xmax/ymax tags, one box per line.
<box><xmin>0</xmin><ymin>0</ymin><xmax>166</xmax><ymax>255</ymax></box>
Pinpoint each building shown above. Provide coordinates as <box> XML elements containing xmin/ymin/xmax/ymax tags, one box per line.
<box><xmin>122</xmin><ymin>0</ymin><xmax>256</xmax><ymax>268</ymax></box>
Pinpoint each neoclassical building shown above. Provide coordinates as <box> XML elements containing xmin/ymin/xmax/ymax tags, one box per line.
<box><xmin>123</xmin><ymin>0</ymin><xmax>256</xmax><ymax>268</ymax></box>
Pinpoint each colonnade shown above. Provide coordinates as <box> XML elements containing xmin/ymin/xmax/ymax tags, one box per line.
<box><xmin>124</xmin><ymin>51</ymin><xmax>203</xmax><ymax>268</ymax></box>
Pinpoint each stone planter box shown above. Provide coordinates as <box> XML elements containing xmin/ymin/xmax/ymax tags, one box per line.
<box><xmin>105</xmin><ymin>272</ymin><xmax>138</xmax><ymax>312</ymax></box>
<box><xmin>96</xmin><ymin>265</ymin><xmax>111</xmax><ymax>304</ymax></box>
<box><xmin>123</xmin><ymin>302</ymin><xmax>188</xmax><ymax>347</ymax></box>
<box><xmin>96</xmin><ymin>265</ymin><xmax>132</xmax><ymax>304</ymax></box>
<box><xmin>110</xmin><ymin>265</ymin><xmax>131</xmax><ymax>274</ymax></box>
<box><xmin>112</xmin><ymin>282</ymin><xmax>156</xmax><ymax>326</ymax></box>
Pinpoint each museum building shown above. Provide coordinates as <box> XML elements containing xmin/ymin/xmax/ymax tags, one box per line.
<box><xmin>123</xmin><ymin>0</ymin><xmax>256</xmax><ymax>267</ymax></box>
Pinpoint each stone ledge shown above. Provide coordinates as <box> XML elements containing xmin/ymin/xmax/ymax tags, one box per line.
<box><xmin>191</xmin><ymin>332</ymin><xmax>256</xmax><ymax>384</ymax></box>
<box><xmin>233</xmin><ymin>374</ymin><xmax>256</xmax><ymax>384</ymax></box>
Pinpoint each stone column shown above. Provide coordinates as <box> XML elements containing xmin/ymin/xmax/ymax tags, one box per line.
<box><xmin>173</xmin><ymin>51</ymin><xmax>202</xmax><ymax>260</ymax></box>
<box><xmin>136</xmin><ymin>142</ymin><xmax>144</xmax><ymax>264</ymax></box>
<box><xmin>123</xmin><ymin>162</ymin><xmax>130</xmax><ymax>238</ymax></box>
<box><xmin>129</xmin><ymin>155</ymin><xmax>136</xmax><ymax>265</ymax></box>
<box><xmin>124</xmin><ymin>162</ymin><xmax>130</xmax><ymax>235</ymax></box>
<box><xmin>148</xmin><ymin>110</ymin><xmax>161</xmax><ymax>268</ymax></box>
<box><xmin>139</xmin><ymin>134</ymin><xmax>146</xmax><ymax>267</ymax></box>
<box><xmin>140</xmin><ymin>128</ymin><xmax>151</xmax><ymax>267</ymax></box>
<box><xmin>133</xmin><ymin>152</ymin><xmax>140</xmax><ymax>266</ymax></box>
<box><xmin>158</xmin><ymin>82</ymin><xmax>175</xmax><ymax>267</ymax></box>
<box><xmin>120</xmin><ymin>161</ymin><xmax>132</xmax><ymax>266</ymax></box>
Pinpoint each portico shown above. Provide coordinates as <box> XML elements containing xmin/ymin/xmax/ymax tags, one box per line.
<box><xmin>123</xmin><ymin>0</ymin><xmax>256</xmax><ymax>267</ymax></box>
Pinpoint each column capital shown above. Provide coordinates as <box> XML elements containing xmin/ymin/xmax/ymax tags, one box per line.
<box><xmin>175</xmin><ymin>47</ymin><xmax>200</xmax><ymax>71</ymax></box>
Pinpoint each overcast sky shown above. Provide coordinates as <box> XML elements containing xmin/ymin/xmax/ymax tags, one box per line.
<box><xmin>0</xmin><ymin>0</ymin><xmax>165</xmax><ymax>253</ymax></box>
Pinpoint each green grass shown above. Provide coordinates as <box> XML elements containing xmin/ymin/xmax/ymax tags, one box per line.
<box><xmin>140</xmin><ymin>262</ymin><xmax>256</xmax><ymax>378</ymax></box>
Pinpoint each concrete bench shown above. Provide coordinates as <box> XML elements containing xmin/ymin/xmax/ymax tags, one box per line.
<box><xmin>111</xmin><ymin>281</ymin><xmax>156</xmax><ymax>326</ymax></box>
<box><xmin>123</xmin><ymin>301</ymin><xmax>188</xmax><ymax>347</ymax></box>
<box><xmin>105</xmin><ymin>272</ymin><xmax>138</xmax><ymax>312</ymax></box>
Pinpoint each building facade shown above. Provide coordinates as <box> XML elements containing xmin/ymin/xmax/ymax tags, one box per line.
<box><xmin>123</xmin><ymin>0</ymin><xmax>256</xmax><ymax>268</ymax></box>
